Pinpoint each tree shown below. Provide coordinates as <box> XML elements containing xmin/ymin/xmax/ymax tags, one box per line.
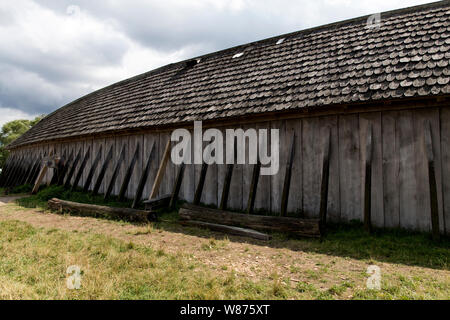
<box><xmin>0</xmin><ymin>115</ymin><xmax>45</xmax><ymax>171</ymax></box>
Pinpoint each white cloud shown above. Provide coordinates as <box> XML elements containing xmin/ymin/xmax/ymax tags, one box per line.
<box><xmin>0</xmin><ymin>107</ymin><xmax>37</xmax><ymax>128</ymax></box>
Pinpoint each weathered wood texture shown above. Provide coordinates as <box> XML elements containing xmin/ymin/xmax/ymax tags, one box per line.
<box><xmin>180</xmin><ymin>203</ymin><xmax>321</xmax><ymax>238</ymax></box>
<box><xmin>48</xmin><ymin>198</ymin><xmax>149</xmax><ymax>222</ymax></box>
<box><xmin>180</xmin><ymin>220</ymin><xmax>271</xmax><ymax>240</ymax></box>
<box><xmin>9</xmin><ymin>106</ymin><xmax>450</xmax><ymax>233</ymax></box>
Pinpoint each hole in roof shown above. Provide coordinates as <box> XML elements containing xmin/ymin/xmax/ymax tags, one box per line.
<box><xmin>185</xmin><ymin>58</ymin><xmax>200</xmax><ymax>68</ymax></box>
<box><xmin>232</xmin><ymin>52</ymin><xmax>244</xmax><ymax>59</ymax></box>
<box><xmin>276</xmin><ymin>38</ymin><xmax>285</xmax><ymax>45</ymax></box>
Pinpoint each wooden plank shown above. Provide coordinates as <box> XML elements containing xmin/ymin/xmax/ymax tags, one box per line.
<box><xmin>180</xmin><ymin>203</ymin><xmax>321</xmax><ymax>238</ymax></box>
<box><xmin>65</xmin><ymin>148</ymin><xmax>82</xmax><ymax>188</ymax></box>
<box><xmin>149</xmin><ymin>138</ymin><xmax>171</xmax><ymax>199</ymax></box>
<box><xmin>285</xmin><ymin>119</ymin><xmax>303</xmax><ymax>216</ymax></box>
<box><xmin>241</xmin><ymin>124</ymin><xmax>253</xmax><ymax>211</ymax></box>
<box><xmin>441</xmin><ymin>108</ymin><xmax>450</xmax><ymax>235</ymax></box>
<box><xmin>280</xmin><ymin>130</ymin><xmax>295</xmax><ymax>216</ymax></box>
<box><xmin>71</xmin><ymin>146</ymin><xmax>91</xmax><ymax>191</ymax></box>
<box><xmin>180</xmin><ymin>129</ymin><xmax>195</xmax><ymax>203</ymax></box>
<box><xmin>48</xmin><ymin>198</ymin><xmax>150</xmax><ymax>223</ymax></box>
<box><xmin>398</xmin><ymin>110</ymin><xmax>417</xmax><ymax>230</ymax></box>
<box><xmin>32</xmin><ymin>164</ymin><xmax>47</xmax><ymax>194</ymax></box>
<box><xmin>126</xmin><ymin>135</ymin><xmax>143</xmax><ymax>199</ymax></box>
<box><xmin>180</xmin><ymin>220</ymin><xmax>271</xmax><ymax>241</ymax></box>
<box><xmin>102</xmin><ymin>138</ymin><xmax>116</xmax><ymax>196</ymax></box>
<box><xmin>104</xmin><ymin>144</ymin><xmax>126</xmax><ymax>200</ymax></box>
<box><xmin>90</xmin><ymin>139</ymin><xmax>105</xmax><ymax>192</ymax></box>
<box><xmin>360</xmin><ymin>113</ymin><xmax>383</xmax><ymax>228</ymax></box>
<box><xmin>302</xmin><ymin>117</ymin><xmax>321</xmax><ymax>218</ymax></box>
<box><xmin>169</xmin><ymin>162</ymin><xmax>186</xmax><ymax>208</ymax></box>
<box><xmin>57</xmin><ymin>148</ymin><xmax>73</xmax><ymax>185</ymax></box>
<box><xmin>159</xmin><ymin>132</ymin><xmax>175</xmax><ymax>198</ymax></box>
<box><xmin>246</xmin><ymin>161</ymin><xmax>261</xmax><ymax>214</ymax></box>
<box><xmin>118</xmin><ymin>142</ymin><xmax>140</xmax><ymax>201</ymax></box>
<box><xmin>142</xmin><ymin>133</ymin><xmax>159</xmax><ymax>203</ymax></box>
<box><xmin>423</xmin><ymin>121</ymin><xmax>440</xmax><ymax>241</ymax></box>
<box><xmin>319</xmin><ymin>129</ymin><xmax>331</xmax><ymax>233</ymax></box>
<box><xmin>83</xmin><ymin>144</ymin><xmax>103</xmax><ymax>192</ymax></box>
<box><xmin>114</xmin><ymin>137</ymin><xmax>128</xmax><ymax>196</ymax></box>
<box><xmin>338</xmin><ymin>114</ymin><xmax>361</xmax><ymax>222</ymax></box>
<box><xmin>382</xmin><ymin>111</ymin><xmax>400</xmax><ymax>228</ymax></box>
<box><xmin>132</xmin><ymin>140</ymin><xmax>156</xmax><ymax>209</ymax></box>
<box><xmin>92</xmin><ymin>144</ymin><xmax>114</xmax><ymax>196</ymax></box>
<box><xmin>363</xmin><ymin>125</ymin><xmax>373</xmax><ymax>233</ymax></box>
<box><xmin>194</xmin><ymin>162</ymin><xmax>208</xmax><ymax>205</ymax></box>
<box><xmin>6</xmin><ymin>156</ymin><xmax>24</xmax><ymax>187</ymax></box>
<box><xmin>228</xmin><ymin>128</ymin><xmax>243</xmax><ymax>211</ymax></box>
<box><xmin>271</xmin><ymin>120</ymin><xmax>285</xmax><ymax>214</ymax></box>
<box><xmin>0</xmin><ymin>155</ymin><xmax>16</xmax><ymax>187</ymax></box>
<box><xmin>254</xmin><ymin>122</ymin><xmax>271</xmax><ymax>212</ymax></box>
<box><xmin>219</xmin><ymin>134</ymin><xmax>237</xmax><ymax>211</ymax></box>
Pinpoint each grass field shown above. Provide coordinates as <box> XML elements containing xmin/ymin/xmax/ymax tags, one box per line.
<box><xmin>0</xmin><ymin>187</ymin><xmax>448</xmax><ymax>300</ymax></box>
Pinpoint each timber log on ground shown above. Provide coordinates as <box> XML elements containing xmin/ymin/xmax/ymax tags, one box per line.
<box><xmin>48</xmin><ymin>198</ymin><xmax>150</xmax><ymax>222</ymax></box>
<box><xmin>179</xmin><ymin>203</ymin><xmax>321</xmax><ymax>238</ymax></box>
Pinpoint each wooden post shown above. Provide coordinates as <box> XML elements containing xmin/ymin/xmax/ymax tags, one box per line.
<box><xmin>194</xmin><ymin>163</ymin><xmax>209</xmax><ymax>205</ymax></box>
<box><xmin>58</xmin><ymin>149</ymin><xmax>74</xmax><ymax>185</ymax></box>
<box><xmin>32</xmin><ymin>162</ymin><xmax>47</xmax><ymax>194</ymax></box>
<box><xmin>104</xmin><ymin>144</ymin><xmax>126</xmax><ymax>200</ymax></box>
<box><xmin>132</xmin><ymin>141</ymin><xmax>155</xmax><ymax>209</ymax></box>
<box><xmin>148</xmin><ymin>139</ymin><xmax>171</xmax><ymax>200</ymax></box>
<box><xmin>118</xmin><ymin>143</ymin><xmax>140</xmax><ymax>201</ymax></box>
<box><xmin>71</xmin><ymin>146</ymin><xmax>91</xmax><ymax>191</ymax></box>
<box><xmin>83</xmin><ymin>145</ymin><xmax>103</xmax><ymax>192</ymax></box>
<box><xmin>364</xmin><ymin>125</ymin><xmax>373</xmax><ymax>233</ymax></box>
<box><xmin>280</xmin><ymin>131</ymin><xmax>296</xmax><ymax>216</ymax></box>
<box><xmin>424</xmin><ymin>122</ymin><xmax>440</xmax><ymax>241</ymax></box>
<box><xmin>246</xmin><ymin>160</ymin><xmax>261</xmax><ymax>214</ymax></box>
<box><xmin>319</xmin><ymin>129</ymin><xmax>331</xmax><ymax>235</ymax></box>
<box><xmin>64</xmin><ymin>148</ymin><xmax>82</xmax><ymax>188</ymax></box>
<box><xmin>169</xmin><ymin>162</ymin><xmax>186</xmax><ymax>209</ymax></box>
<box><xmin>220</xmin><ymin>138</ymin><xmax>237</xmax><ymax>211</ymax></box>
<box><xmin>92</xmin><ymin>145</ymin><xmax>114</xmax><ymax>196</ymax></box>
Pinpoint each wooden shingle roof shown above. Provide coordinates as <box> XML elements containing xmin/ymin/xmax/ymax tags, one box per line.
<box><xmin>8</xmin><ymin>1</ymin><xmax>450</xmax><ymax>149</ymax></box>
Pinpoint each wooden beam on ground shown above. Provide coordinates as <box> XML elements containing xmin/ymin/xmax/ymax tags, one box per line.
<box><xmin>58</xmin><ymin>149</ymin><xmax>74</xmax><ymax>185</ymax></box>
<box><xmin>246</xmin><ymin>160</ymin><xmax>261</xmax><ymax>214</ymax></box>
<box><xmin>104</xmin><ymin>144</ymin><xmax>126</xmax><ymax>200</ymax></box>
<box><xmin>64</xmin><ymin>148</ymin><xmax>82</xmax><ymax>188</ymax></box>
<box><xmin>193</xmin><ymin>162</ymin><xmax>209</xmax><ymax>205</ymax></box>
<box><xmin>180</xmin><ymin>220</ymin><xmax>271</xmax><ymax>241</ymax></box>
<box><xmin>169</xmin><ymin>162</ymin><xmax>185</xmax><ymax>209</ymax></box>
<box><xmin>71</xmin><ymin>146</ymin><xmax>91</xmax><ymax>191</ymax></box>
<box><xmin>319</xmin><ymin>129</ymin><xmax>331</xmax><ymax>235</ymax></box>
<box><xmin>280</xmin><ymin>131</ymin><xmax>296</xmax><ymax>216</ymax></box>
<box><xmin>48</xmin><ymin>198</ymin><xmax>150</xmax><ymax>223</ymax></box>
<box><xmin>92</xmin><ymin>145</ymin><xmax>113</xmax><ymax>196</ymax></box>
<box><xmin>363</xmin><ymin>125</ymin><xmax>373</xmax><ymax>233</ymax></box>
<box><xmin>143</xmin><ymin>194</ymin><xmax>171</xmax><ymax>211</ymax></box>
<box><xmin>179</xmin><ymin>203</ymin><xmax>321</xmax><ymax>238</ymax></box>
<box><xmin>118</xmin><ymin>143</ymin><xmax>140</xmax><ymax>201</ymax></box>
<box><xmin>83</xmin><ymin>145</ymin><xmax>103</xmax><ymax>192</ymax></box>
<box><xmin>424</xmin><ymin>122</ymin><xmax>440</xmax><ymax>241</ymax></box>
<box><xmin>148</xmin><ymin>139</ymin><xmax>171</xmax><ymax>200</ymax></box>
<box><xmin>132</xmin><ymin>141</ymin><xmax>156</xmax><ymax>209</ymax></box>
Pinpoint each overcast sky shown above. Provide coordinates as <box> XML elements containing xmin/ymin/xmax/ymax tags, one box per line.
<box><xmin>0</xmin><ymin>0</ymin><xmax>435</xmax><ymax>126</ymax></box>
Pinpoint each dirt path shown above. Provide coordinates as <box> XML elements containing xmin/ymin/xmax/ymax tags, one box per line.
<box><xmin>0</xmin><ymin>197</ymin><xmax>448</xmax><ymax>298</ymax></box>
<box><xmin>0</xmin><ymin>196</ymin><xmax>23</xmax><ymax>206</ymax></box>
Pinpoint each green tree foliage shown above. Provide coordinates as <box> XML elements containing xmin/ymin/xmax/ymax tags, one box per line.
<box><xmin>0</xmin><ymin>115</ymin><xmax>45</xmax><ymax>170</ymax></box>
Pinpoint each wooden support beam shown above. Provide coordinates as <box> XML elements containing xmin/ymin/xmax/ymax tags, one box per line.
<box><xmin>132</xmin><ymin>141</ymin><xmax>155</xmax><ymax>209</ymax></box>
<box><xmin>32</xmin><ymin>163</ymin><xmax>47</xmax><ymax>194</ymax></box>
<box><xmin>144</xmin><ymin>194</ymin><xmax>171</xmax><ymax>211</ymax></box>
<box><xmin>48</xmin><ymin>198</ymin><xmax>150</xmax><ymax>223</ymax></box>
<box><xmin>194</xmin><ymin>162</ymin><xmax>209</xmax><ymax>205</ymax></box>
<box><xmin>50</xmin><ymin>150</ymin><xmax>65</xmax><ymax>186</ymax></box>
<box><xmin>319</xmin><ymin>129</ymin><xmax>331</xmax><ymax>235</ymax></box>
<box><xmin>71</xmin><ymin>146</ymin><xmax>91</xmax><ymax>191</ymax></box>
<box><xmin>424</xmin><ymin>122</ymin><xmax>440</xmax><ymax>241</ymax></box>
<box><xmin>25</xmin><ymin>157</ymin><xmax>40</xmax><ymax>185</ymax></box>
<box><xmin>220</xmin><ymin>138</ymin><xmax>237</xmax><ymax>210</ymax></box>
<box><xmin>169</xmin><ymin>162</ymin><xmax>186</xmax><ymax>209</ymax></box>
<box><xmin>0</xmin><ymin>155</ymin><xmax>16</xmax><ymax>187</ymax></box>
<box><xmin>6</xmin><ymin>156</ymin><xmax>24</xmax><ymax>187</ymax></box>
<box><xmin>29</xmin><ymin>154</ymin><xmax>44</xmax><ymax>186</ymax></box>
<box><xmin>246</xmin><ymin>160</ymin><xmax>261</xmax><ymax>214</ymax></box>
<box><xmin>57</xmin><ymin>149</ymin><xmax>74</xmax><ymax>186</ymax></box>
<box><xmin>46</xmin><ymin>149</ymin><xmax>56</xmax><ymax>187</ymax></box>
<box><xmin>83</xmin><ymin>145</ymin><xmax>103</xmax><ymax>192</ymax></box>
<box><xmin>364</xmin><ymin>125</ymin><xmax>373</xmax><ymax>233</ymax></box>
<box><xmin>20</xmin><ymin>157</ymin><xmax>36</xmax><ymax>186</ymax></box>
<box><xmin>64</xmin><ymin>148</ymin><xmax>82</xmax><ymax>188</ymax></box>
<box><xmin>148</xmin><ymin>139</ymin><xmax>171</xmax><ymax>200</ymax></box>
<box><xmin>280</xmin><ymin>131</ymin><xmax>296</xmax><ymax>216</ymax></box>
<box><xmin>180</xmin><ymin>203</ymin><xmax>321</xmax><ymax>238</ymax></box>
<box><xmin>118</xmin><ymin>143</ymin><xmax>140</xmax><ymax>201</ymax></box>
<box><xmin>92</xmin><ymin>145</ymin><xmax>114</xmax><ymax>196</ymax></box>
<box><xmin>104</xmin><ymin>144</ymin><xmax>126</xmax><ymax>201</ymax></box>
